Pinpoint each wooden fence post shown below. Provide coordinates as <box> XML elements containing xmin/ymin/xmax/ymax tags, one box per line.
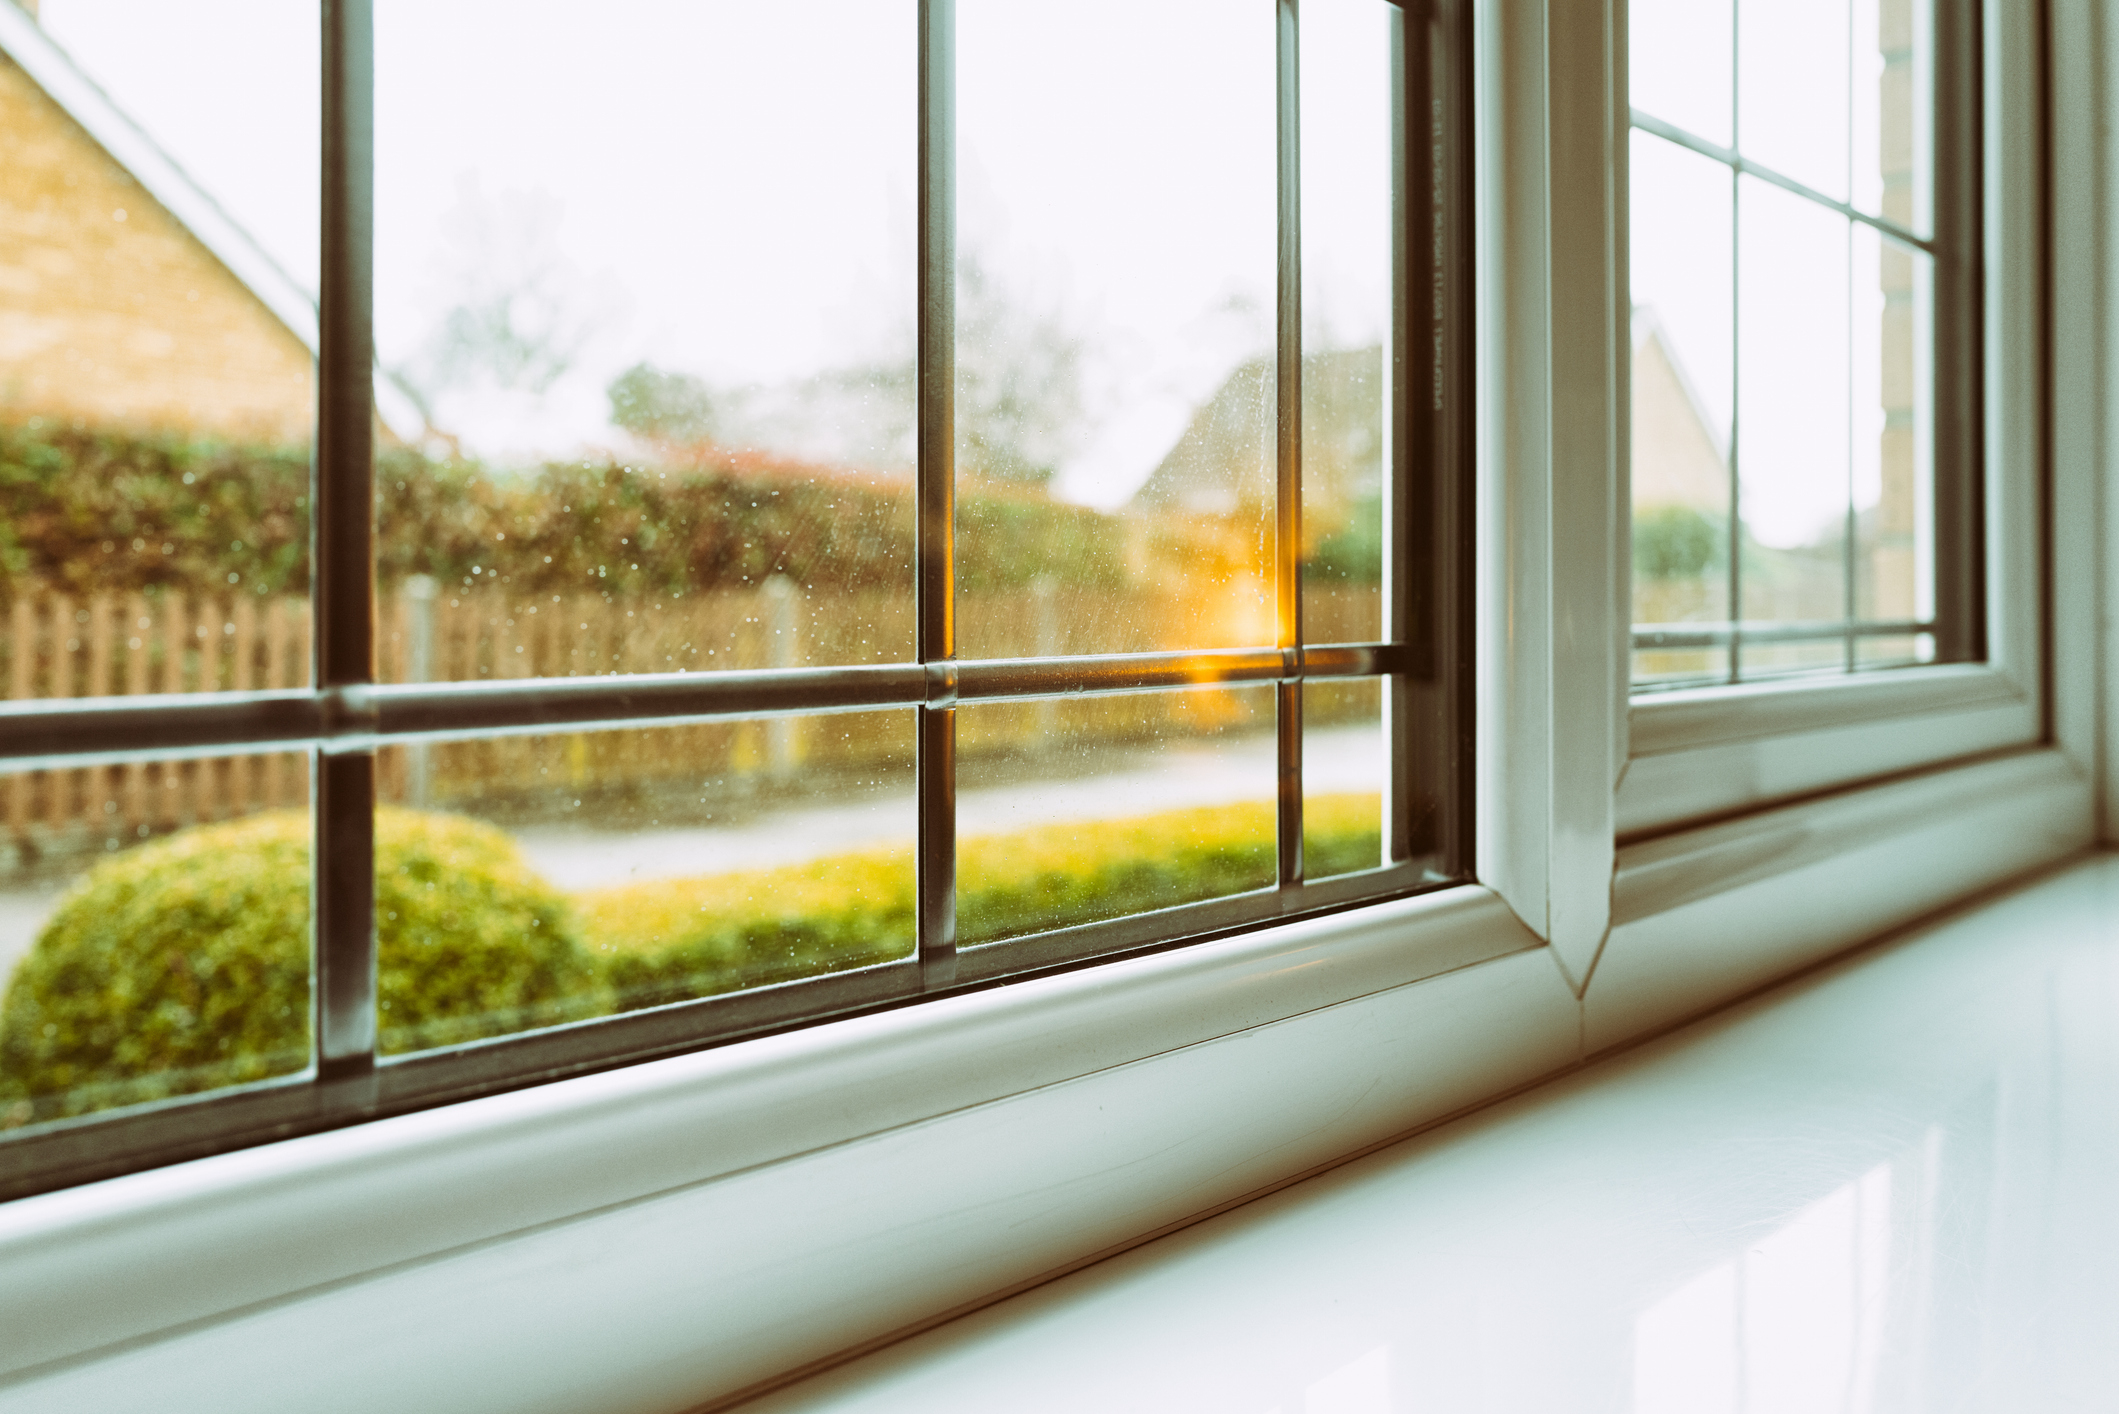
<box><xmin>403</xmin><ymin>576</ymin><xmax>438</xmax><ymax>807</ymax></box>
<box><xmin>764</xmin><ymin>575</ymin><xmax>801</xmax><ymax>778</ymax></box>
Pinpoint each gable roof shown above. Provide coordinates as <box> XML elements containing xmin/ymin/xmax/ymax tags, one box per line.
<box><xmin>0</xmin><ymin>3</ymin><xmax>425</xmax><ymax>440</ymax></box>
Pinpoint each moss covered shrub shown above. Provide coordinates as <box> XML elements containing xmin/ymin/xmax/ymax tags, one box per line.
<box><xmin>0</xmin><ymin>808</ymin><xmax>603</xmax><ymax>1125</ymax></box>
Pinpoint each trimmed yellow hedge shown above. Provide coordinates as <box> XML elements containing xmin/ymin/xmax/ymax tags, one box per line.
<box><xmin>581</xmin><ymin>793</ymin><xmax>1383</xmax><ymax>1009</ymax></box>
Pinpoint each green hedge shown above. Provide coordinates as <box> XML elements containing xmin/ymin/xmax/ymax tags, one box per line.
<box><xmin>577</xmin><ymin>794</ymin><xmax>1384</xmax><ymax>1009</ymax></box>
<box><xmin>0</xmin><ymin>808</ymin><xmax>601</xmax><ymax>1124</ymax></box>
<box><xmin>0</xmin><ymin>795</ymin><xmax>1386</xmax><ymax>1124</ymax></box>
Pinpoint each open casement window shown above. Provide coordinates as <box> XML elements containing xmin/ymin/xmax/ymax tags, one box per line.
<box><xmin>0</xmin><ymin>0</ymin><xmax>1471</xmax><ymax>1200</ymax></box>
<box><xmin>1618</xmin><ymin>0</ymin><xmax>2042</xmax><ymax>839</ymax></box>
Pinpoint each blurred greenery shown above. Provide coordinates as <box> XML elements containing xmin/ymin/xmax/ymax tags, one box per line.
<box><xmin>1633</xmin><ymin>504</ymin><xmax>1724</xmax><ymax>582</ymax></box>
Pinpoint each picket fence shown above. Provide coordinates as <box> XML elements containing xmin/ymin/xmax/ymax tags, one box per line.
<box><xmin>0</xmin><ymin>578</ymin><xmax>1380</xmax><ymax>862</ymax></box>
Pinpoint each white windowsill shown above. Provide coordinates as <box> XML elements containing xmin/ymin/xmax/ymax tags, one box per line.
<box><xmin>0</xmin><ymin>744</ymin><xmax>2092</xmax><ymax>1414</ymax></box>
<box><xmin>1618</xmin><ymin>664</ymin><xmax>2040</xmax><ymax>838</ymax></box>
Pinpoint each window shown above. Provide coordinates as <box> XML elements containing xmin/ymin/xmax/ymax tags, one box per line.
<box><xmin>1628</xmin><ymin>0</ymin><xmax>1982</xmax><ymax>688</ymax></box>
<box><xmin>1616</xmin><ymin>1</ymin><xmax>2039</xmax><ymax>840</ymax></box>
<box><xmin>0</xmin><ymin>0</ymin><xmax>1469</xmax><ymax>1199</ymax></box>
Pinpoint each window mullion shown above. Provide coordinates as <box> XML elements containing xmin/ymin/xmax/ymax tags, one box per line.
<box><xmin>916</xmin><ymin>0</ymin><xmax>958</xmax><ymax>987</ymax></box>
<box><xmin>313</xmin><ymin>0</ymin><xmax>379</xmax><ymax>1083</ymax></box>
<box><xmin>1275</xmin><ymin>0</ymin><xmax>1304</xmax><ymax>894</ymax></box>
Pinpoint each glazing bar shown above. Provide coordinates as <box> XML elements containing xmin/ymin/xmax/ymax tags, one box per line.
<box><xmin>961</xmin><ymin>647</ymin><xmax>1283</xmax><ymax>698</ymax></box>
<box><xmin>917</xmin><ymin>0</ymin><xmax>958</xmax><ymax>983</ymax></box>
<box><xmin>1633</xmin><ymin>619</ymin><xmax>1938</xmax><ymax>650</ymax></box>
<box><xmin>1382</xmin><ymin>0</ymin><xmax>1418</xmax><ymax>863</ymax></box>
<box><xmin>0</xmin><ymin>690</ymin><xmax>320</xmax><ymax>763</ymax></box>
<box><xmin>1275</xmin><ymin>0</ymin><xmax>1304</xmax><ymax>891</ymax></box>
<box><xmin>0</xmin><ymin>651</ymin><xmax>1420</xmax><ymax>768</ymax></box>
<box><xmin>370</xmin><ymin>664</ymin><xmax>927</xmax><ymax>738</ymax></box>
<box><xmin>1628</xmin><ymin>108</ymin><xmax>1938</xmax><ymax>253</ymax></box>
<box><xmin>314</xmin><ymin>0</ymin><xmax>378</xmax><ymax>1082</ymax></box>
<box><xmin>0</xmin><ymin>647</ymin><xmax>1416</xmax><ymax>766</ymax></box>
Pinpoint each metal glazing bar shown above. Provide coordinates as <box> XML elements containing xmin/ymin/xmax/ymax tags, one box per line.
<box><xmin>1633</xmin><ymin>619</ymin><xmax>1938</xmax><ymax>650</ymax></box>
<box><xmin>0</xmin><ymin>647</ymin><xmax>1418</xmax><ymax>767</ymax></box>
<box><xmin>917</xmin><ymin>0</ymin><xmax>957</xmax><ymax>984</ymax></box>
<box><xmin>1275</xmin><ymin>0</ymin><xmax>1303</xmax><ymax>892</ymax></box>
<box><xmin>1382</xmin><ymin>0</ymin><xmax>1417</xmax><ymax>863</ymax></box>
<box><xmin>1726</xmin><ymin>30</ymin><xmax>1744</xmax><ymax>685</ymax></box>
<box><xmin>371</xmin><ymin>664</ymin><xmax>928</xmax><ymax>738</ymax></box>
<box><xmin>315</xmin><ymin>0</ymin><xmax>377</xmax><ymax>1083</ymax></box>
<box><xmin>0</xmin><ymin>690</ymin><xmax>321</xmax><ymax>764</ymax></box>
<box><xmin>1629</xmin><ymin>107</ymin><xmax>1941</xmax><ymax>254</ymax></box>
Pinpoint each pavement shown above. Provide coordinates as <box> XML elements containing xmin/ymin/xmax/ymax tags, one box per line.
<box><xmin>0</xmin><ymin>724</ymin><xmax>1387</xmax><ymax>985</ymax></box>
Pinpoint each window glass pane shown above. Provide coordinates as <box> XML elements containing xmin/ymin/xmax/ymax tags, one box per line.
<box><xmin>372</xmin><ymin>0</ymin><xmax>917</xmax><ymax>682</ymax></box>
<box><xmin>1737</xmin><ymin>177</ymin><xmax>1851</xmax><ymax>678</ymax></box>
<box><xmin>1300</xmin><ymin>0</ymin><xmax>1389</xmax><ymax>646</ymax></box>
<box><xmin>0</xmin><ymin>751</ymin><xmax>312</xmax><ymax>1129</ymax></box>
<box><xmin>1303</xmin><ymin>679</ymin><xmax>1384</xmax><ymax>882</ymax></box>
<box><xmin>1631</xmin><ymin>132</ymin><xmax>1733</xmax><ymax>687</ymax></box>
<box><xmin>1853</xmin><ymin>0</ymin><xmax>1931</xmax><ymax>235</ymax></box>
<box><xmin>953</xmin><ymin>0</ymin><xmax>1278</xmax><ymax>660</ymax></box>
<box><xmin>374</xmin><ymin>712</ymin><xmax>916</xmax><ymax>1052</ymax></box>
<box><xmin>1738</xmin><ymin>0</ymin><xmax>1851</xmax><ymax>202</ymax></box>
<box><xmin>0</xmin><ymin>3</ymin><xmax>317</xmax><ymax>699</ymax></box>
<box><xmin>1853</xmin><ymin>225</ymin><xmax>1934</xmax><ymax>650</ymax></box>
<box><xmin>956</xmin><ymin>686</ymin><xmax>1276</xmax><ymax>946</ymax></box>
<box><xmin>1631</xmin><ymin>0</ymin><xmax>1733</xmax><ymax>147</ymax></box>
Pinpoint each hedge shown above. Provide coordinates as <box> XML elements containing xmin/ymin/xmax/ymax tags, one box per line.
<box><xmin>579</xmin><ymin>793</ymin><xmax>1384</xmax><ymax>1009</ymax></box>
<box><xmin>0</xmin><ymin>808</ymin><xmax>602</xmax><ymax>1124</ymax></box>
<box><xmin>0</xmin><ymin>794</ymin><xmax>1385</xmax><ymax>1123</ymax></box>
<box><xmin>0</xmin><ymin>424</ymin><xmax>1300</xmax><ymax>609</ymax></box>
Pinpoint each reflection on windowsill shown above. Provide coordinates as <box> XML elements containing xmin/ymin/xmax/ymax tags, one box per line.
<box><xmin>741</xmin><ymin>858</ymin><xmax>2119</xmax><ymax>1414</ymax></box>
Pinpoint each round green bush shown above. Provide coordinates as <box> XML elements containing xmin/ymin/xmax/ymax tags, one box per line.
<box><xmin>0</xmin><ymin>807</ymin><xmax>605</xmax><ymax>1126</ymax></box>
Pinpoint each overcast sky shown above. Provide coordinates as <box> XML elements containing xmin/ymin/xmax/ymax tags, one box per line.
<box><xmin>1629</xmin><ymin>0</ymin><xmax>1918</xmax><ymax>551</ymax></box>
<box><xmin>40</xmin><ymin>0</ymin><xmax>1390</xmax><ymax>509</ymax></box>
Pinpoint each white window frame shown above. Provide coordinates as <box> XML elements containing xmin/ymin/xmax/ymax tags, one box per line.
<box><xmin>0</xmin><ymin>4</ymin><xmax>2104</xmax><ymax>1411</ymax></box>
<box><xmin>1615</xmin><ymin>0</ymin><xmax>2054</xmax><ymax>841</ymax></box>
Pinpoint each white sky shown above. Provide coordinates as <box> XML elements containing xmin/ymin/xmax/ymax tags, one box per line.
<box><xmin>1629</xmin><ymin>0</ymin><xmax>1914</xmax><ymax>550</ymax></box>
<box><xmin>40</xmin><ymin>0</ymin><xmax>1390</xmax><ymax>509</ymax></box>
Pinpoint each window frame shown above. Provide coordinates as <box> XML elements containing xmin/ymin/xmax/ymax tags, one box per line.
<box><xmin>1616</xmin><ymin>0</ymin><xmax>2049</xmax><ymax>841</ymax></box>
<box><xmin>0</xmin><ymin>1</ymin><xmax>2105</xmax><ymax>1408</ymax></box>
<box><xmin>0</xmin><ymin>0</ymin><xmax>1472</xmax><ymax>1201</ymax></box>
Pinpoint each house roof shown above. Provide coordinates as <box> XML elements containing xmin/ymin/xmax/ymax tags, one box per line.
<box><xmin>0</xmin><ymin>3</ymin><xmax>426</xmax><ymax>440</ymax></box>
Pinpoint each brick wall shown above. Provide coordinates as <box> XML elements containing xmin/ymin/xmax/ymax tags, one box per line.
<box><xmin>0</xmin><ymin>51</ymin><xmax>314</xmax><ymax>442</ymax></box>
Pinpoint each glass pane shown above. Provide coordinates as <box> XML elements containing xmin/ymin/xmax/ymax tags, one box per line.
<box><xmin>1857</xmin><ymin>631</ymin><xmax>1933</xmax><ymax>668</ymax></box>
<box><xmin>1304</xmin><ymin>679</ymin><xmax>1384</xmax><ymax>881</ymax></box>
<box><xmin>1854</xmin><ymin>0</ymin><xmax>1930</xmax><ymax>234</ymax></box>
<box><xmin>954</xmin><ymin>0</ymin><xmax>1278</xmax><ymax>660</ymax></box>
<box><xmin>0</xmin><ymin>3</ymin><xmax>316</xmax><ymax>698</ymax></box>
<box><xmin>1853</xmin><ymin>227</ymin><xmax>1932</xmax><ymax>632</ymax></box>
<box><xmin>1738</xmin><ymin>0</ymin><xmax>1851</xmax><ymax>202</ymax></box>
<box><xmin>1631</xmin><ymin>132</ymin><xmax>1733</xmax><ymax>687</ymax></box>
<box><xmin>1300</xmin><ymin>0</ymin><xmax>1390</xmax><ymax>646</ymax></box>
<box><xmin>957</xmin><ymin>686</ymin><xmax>1276</xmax><ymax>946</ymax></box>
<box><xmin>1737</xmin><ymin>177</ymin><xmax>1849</xmax><ymax>677</ymax></box>
<box><xmin>5</xmin><ymin>589</ymin><xmax>312</xmax><ymax>708</ymax></box>
<box><xmin>374</xmin><ymin>711</ymin><xmax>916</xmax><ymax>1052</ymax></box>
<box><xmin>0</xmin><ymin>751</ymin><xmax>311</xmax><ymax>1129</ymax></box>
<box><xmin>372</xmin><ymin>1</ymin><xmax>916</xmax><ymax>682</ymax></box>
<box><xmin>1631</xmin><ymin>0</ymin><xmax>1733</xmax><ymax>147</ymax></box>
